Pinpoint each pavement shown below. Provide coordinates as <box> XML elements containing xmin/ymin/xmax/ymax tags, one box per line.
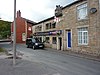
<box><xmin>0</xmin><ymin>53</ymin><xmax>60</xmax><ymax>75</ymax></box>
<box><xmin>45</xmin><ymin>48</ymin><xmax>100</xmax><ymax>62</ymax></box>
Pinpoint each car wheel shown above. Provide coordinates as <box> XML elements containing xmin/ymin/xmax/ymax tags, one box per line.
<box><xmin>33</xmin><ymin>46</ymin><xmax>35</xmax><ymax>50</ymax></box>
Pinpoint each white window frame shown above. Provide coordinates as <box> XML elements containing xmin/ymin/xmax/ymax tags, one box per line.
<box><xmin>78</xmin><ymin>27</ymin><xmax>88</xmax><ymax>45</ymax></box>
<box><xmin>77</xmin><ymin>3</ymin><xmax>88</xmax><ymax>20</ymax></box>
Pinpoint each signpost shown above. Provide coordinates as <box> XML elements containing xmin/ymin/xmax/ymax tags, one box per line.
<box><xmin>13</xmin><ymin>0</ymin><xmax>16</xmax><ymax>65</ymax></box>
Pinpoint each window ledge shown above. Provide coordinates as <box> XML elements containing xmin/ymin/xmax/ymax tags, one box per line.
<box><xmin>77</xmin><ymin>44</ymin><xmax>89</xmax><ymax>47</ymax></box>
<box><xmin>77</xmin><ymin>18</ymin><xmax>89</xmax><ymax>22</ymax></box>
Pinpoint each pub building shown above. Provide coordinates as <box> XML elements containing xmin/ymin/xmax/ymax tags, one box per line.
<box><xmin>33</xmin><ymin>28</ymin><xmax>63</xmax><ymax>50</ymax></box>
<box><xmin>32</xmin><ymin>5</ymin><xmax>64</xmax><ymax>50</ymax></box>
<box><xmin>32</xmin><ymin>0</ymin><xmax>100</xmax><ymax>57</ymax></box>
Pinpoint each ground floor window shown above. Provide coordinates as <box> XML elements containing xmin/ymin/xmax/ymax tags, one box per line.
<box><xmin>52</xmin><ymin>37</ymin><xmax>57</xmax><ymax>44</ymax></box>
<box><xmin>78</xmin><ymin>27</ymin><xmax>88</xmax><ymax>45</ymax></box>
<box><xmin>46</xmin><ymin>37</ymin><xmax>49</xmax><ymax>43</ymax></box>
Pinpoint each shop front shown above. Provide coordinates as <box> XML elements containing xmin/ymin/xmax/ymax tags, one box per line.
<box><xmin>33</xmin><ymin>30</ymin><xmax>63</xmax><ymax>50</ymax></box>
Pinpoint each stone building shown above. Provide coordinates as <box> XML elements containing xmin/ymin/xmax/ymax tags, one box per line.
<box><xmin>32</xmin><ymin>0</ymin><xmax>100</xmax><ymax>56</ymax></box>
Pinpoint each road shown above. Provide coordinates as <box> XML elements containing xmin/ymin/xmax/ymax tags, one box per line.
<box><xmin>0</xmin><ymin>42</ymin><xmax>100</xmax><ymax>75</ymax></box>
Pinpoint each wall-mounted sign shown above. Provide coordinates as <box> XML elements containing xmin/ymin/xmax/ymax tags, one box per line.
<box><xmin>28</xmin><ymin>27</ymin><xmax>31</xmax><ymax>31</ymax></box>
<box><xmin>22</xmin><ymin>33</ymin><xmax>26</xmax><ymax>41</ymax></box>
<box><xmin>33</xmin><ymin>30</ymin><xmax>62</xmax><ymax>36</ymax></box>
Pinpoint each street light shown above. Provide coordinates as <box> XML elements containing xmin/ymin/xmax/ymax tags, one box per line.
<box><xmin>13</xmin><ymin>0</ymin><xmax>16</xmax><ymax>65</ymax></box>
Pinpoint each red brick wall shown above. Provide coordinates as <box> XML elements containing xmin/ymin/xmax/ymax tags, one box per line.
<box><xmin>11</xmin><ymin>10</ymin><xmax>33</xmax><ymax>43</ymax></box>
<box><xmin>11</xmin><ymin>18</ymin><xmax>33</xmax><ymax>43</ymax></box>
<box><xmin>16</xmin><ymin>17</ymin><xmax>26</xmax><ymax>43</ymax></box>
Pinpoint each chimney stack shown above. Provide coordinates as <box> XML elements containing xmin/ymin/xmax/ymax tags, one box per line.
<box><xmin>17</xmin><ymin>10</ymin><xmax>21</xmax><ymax>18</ymax></box>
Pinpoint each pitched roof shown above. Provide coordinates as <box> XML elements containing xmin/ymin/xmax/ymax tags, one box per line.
<box><xmin>34</xmin><ymin>16</ymin><xmax>55</xmax><ymax>25</ymax></box>
<box><xmin>34</xmin><ymin>0</ymin><xmax>87</xmax><ymax>25</ymax></box>
<box><xmin>23</xmin><ymin>18</ymin><xmax>36</xmax><ymax>25</ymax></box>
<box><xmin>62</xmin><ymin>0</ymin><xmax>87</xmax><ymax>9</ymax></box>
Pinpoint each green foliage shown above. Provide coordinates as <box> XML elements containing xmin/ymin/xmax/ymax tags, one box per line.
<box><xmin>0</xmin><ymin>20</ymin><xmax>11</xmax><ymax>39</ymax></box>
<box><xmin>0</xmin><ymin>48</ymin><xmax>5</xmax><ymax>52</ymax></box>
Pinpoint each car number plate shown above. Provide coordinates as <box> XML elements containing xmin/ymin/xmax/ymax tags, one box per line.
<box><xmin>39</xmin><ymin>45</ymin><xmax>43</xmax><ymax>47</ymax></box>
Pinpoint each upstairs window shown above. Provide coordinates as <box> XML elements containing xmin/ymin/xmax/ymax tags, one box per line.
<box><xmin>46</xmin><ymin>23</ymin><xmax>51</xmax><ymax>29</ymax></box>
<box><xmin>35</xmin><ymin>25</ymin><xmax>42</xmax><ymax>31</ymax></box>
<box><xmin>46</xmin><ymin>22</ymin><xmax>56</xmax><ymax>30</ymax></box>
<box><xmin>77</xmin><ymin>3</ymin><xmax>88</xmax><ymax>20</ymax></box>
<box><xmin>46</xmin><ymin>23</ymin><xmax>49</xmax><ymax>29</ymax></box>
<box><xmin>52</xmin><ymin>22</ymin><xmax>56</xmax><ymax>28</ymax></box>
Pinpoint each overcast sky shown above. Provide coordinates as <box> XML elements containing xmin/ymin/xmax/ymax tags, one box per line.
<box><xmin>0</xmin><ymin>0</ymin><xmax>75</xmax><ymax>22</ymax></box>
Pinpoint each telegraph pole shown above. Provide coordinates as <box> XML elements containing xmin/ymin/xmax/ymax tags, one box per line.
<box><xmin>13</xmin><ymin>0</ymin><xmax>16</xmax><ymax>65</ymax></box>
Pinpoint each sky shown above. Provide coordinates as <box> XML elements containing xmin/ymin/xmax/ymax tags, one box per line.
<box><xmin>0</xmin><ymin>0</ymin><xmax>75</xmax><ymax>22</ymax></box>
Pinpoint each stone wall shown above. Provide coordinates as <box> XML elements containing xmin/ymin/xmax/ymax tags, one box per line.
<box><xmin>62</xmin><ymin>0</ymin><xmax>100</xmax><ymax>56</ymax></box>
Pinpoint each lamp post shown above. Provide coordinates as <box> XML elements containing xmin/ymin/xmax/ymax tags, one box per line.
<box><xmin>13</xmin><ymin>0</ymin><xmax>16</xmax><ymax>65</ymax></box>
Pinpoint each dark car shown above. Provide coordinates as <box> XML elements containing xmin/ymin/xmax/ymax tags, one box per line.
<box><xmin>26</xmin><ymin>38</ymin><xmax>44</xmax><ymax>49</ymax></box>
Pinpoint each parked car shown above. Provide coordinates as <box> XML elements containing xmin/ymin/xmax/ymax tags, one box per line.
<box><xmin>26</xmin><ymin>38</ymin><xmax>44</xmax><ymax>49</ymax></box>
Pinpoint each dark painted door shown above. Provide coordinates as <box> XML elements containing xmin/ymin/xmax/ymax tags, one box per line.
<box><xmin>68</xmin><ymin>31</ymin><xmax>71</xmax><ymax>48</ymax></box>
<box><xmin>59</xmin><ymin>37</ymin><xmax>62</xmax><ymax>50</ymax></box>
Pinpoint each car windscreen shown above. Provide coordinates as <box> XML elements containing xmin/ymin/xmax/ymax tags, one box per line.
<box><xmin>31</xmin><ymin>39</ymin><xmax>41</xmax><ymax>43</ymax></box>
<box><xmin>32</xmin><ymin>39</ymin><xmax>36</xmax><ymax>42</ymax></box>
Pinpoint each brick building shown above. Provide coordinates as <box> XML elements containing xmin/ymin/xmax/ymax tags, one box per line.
<box><xmin>32</xmin><ymin>0</ymin><xmax>100</xmax><ymax>56</ymax></box>
<box><xmin>11</xmin><ymin>10</ymin><xmax>36</xmax><ymax>43</ymax></box>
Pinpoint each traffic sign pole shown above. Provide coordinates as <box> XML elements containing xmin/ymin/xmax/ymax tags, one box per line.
<box><xmin>13</xmin><ymin>0</ymin><xmax>16</xmax><ymax>66</ymax></box>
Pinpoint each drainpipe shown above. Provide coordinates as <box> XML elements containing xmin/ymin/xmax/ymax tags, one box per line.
<box><xmin>99</xmin><ymin>0</ymin><xmax>100</xmax><ymax>16</ymax></box>
<box><xmin>99</xmin><ymin>0</ymin><xmax>100</xmax><ymax>8</ymax></box>
<box><xmin>99</xmin><ymin>0</ymin><xmax>100</xmax><ymax>12</ymax></box>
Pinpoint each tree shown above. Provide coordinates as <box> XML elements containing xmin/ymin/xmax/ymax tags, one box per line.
<box><xmin>0</xmin><ymin>20</ymin><xmax>11</xmax><ymax>39</ymax></box>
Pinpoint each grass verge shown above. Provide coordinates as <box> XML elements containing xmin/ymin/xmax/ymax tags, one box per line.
<box><xmin>0</xmin><ymin>48</ymin><xmax>5</xmax><ymax>52</ymax></box>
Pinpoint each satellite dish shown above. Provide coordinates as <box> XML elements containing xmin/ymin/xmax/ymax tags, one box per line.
<box><xmin>90</xmin><ymin>8</ymin><xmax>97</xmax><ymax>14</ymax></box>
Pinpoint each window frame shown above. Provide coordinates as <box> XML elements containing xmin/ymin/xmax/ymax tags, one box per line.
<box><xmin>77</xmin><ymin>3</ymin><xmax>88</xmax><ymax>20</ymax></box>
<box><xmin>52</xmin><ymin>37</ymin><xmax>57</xmax><ymax>44</ymax></box>
<box><xmin>46</xmin><ymin>23</ymin><xmax>51</xmax><ymax>30</ymax></box>
<box><xmin>78</xmin><ymin>27</ymin><xmax>88</xmax><ymax>45</ymax></box>
<box><xmin>46</xmin><ymin>37</ymin><xmax>50</xmax><ymax>43</ymax></box>
<box><xmin>51</xmin><ymin>22</ymin><xmax>56</xmax><ymax>28</ymax></box>
<box><xmin>46</xmin><ymin>23</ymin><xmax>49</xmax><ymax>30</ymax></box>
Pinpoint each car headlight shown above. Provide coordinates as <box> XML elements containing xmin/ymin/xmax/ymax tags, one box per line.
<box><xmin>35</xmin><ymin>43</ymin><xmax>38</xmax><ymax>45</ymax></box>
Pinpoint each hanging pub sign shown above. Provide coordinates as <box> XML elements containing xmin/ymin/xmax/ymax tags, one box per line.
<box><xmin>33</xmin><ymin>30</ymin><xmax>62</xmax><ymax>36</ymax></box>
<box><xmin>55</xmin><ymin>5</ymin><xmax>63</xmax><ymax>17</ymax></box>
